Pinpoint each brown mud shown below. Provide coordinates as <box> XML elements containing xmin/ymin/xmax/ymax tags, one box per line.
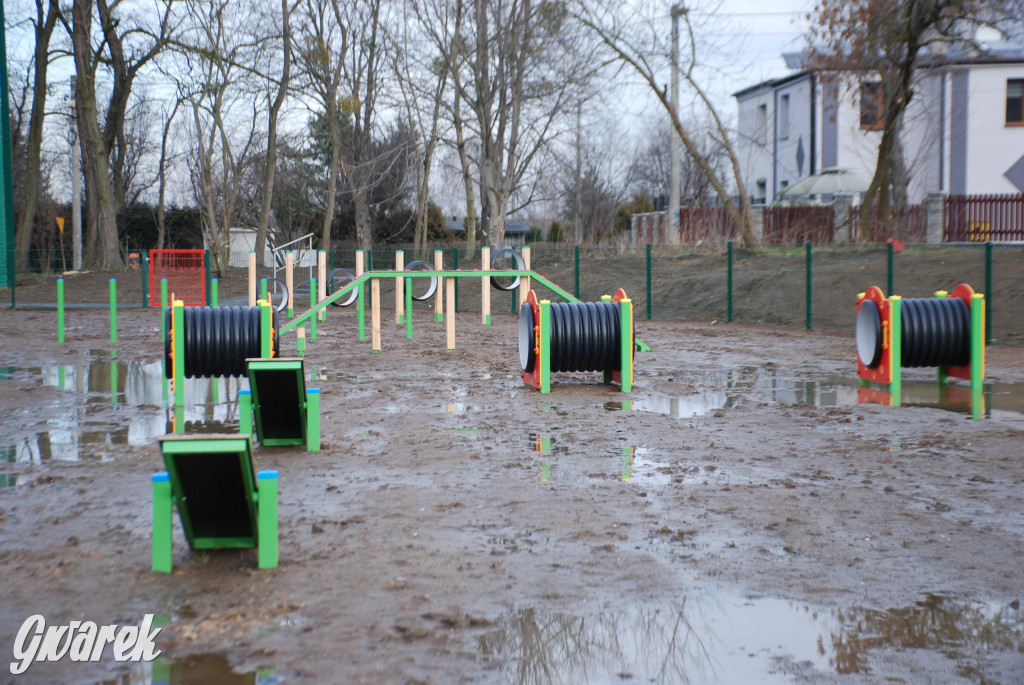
<box><xmin>1</xmin><ymin>306</ymin><xmax>1023</xmax><ymax>684</ymax></box>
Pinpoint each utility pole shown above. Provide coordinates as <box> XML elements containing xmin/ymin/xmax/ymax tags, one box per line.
<box><xmin>574</xmin><ymin>99</ymin><xmax>582</xmax><ymax>245</ymax></box>
<box><xmin>68</xmin><ymin>77</ymin><xmax>82</xmax><ymax>271</ymax></box>
<box><xmin>668</xmin><ymin>3</ymin><xmax>685</xmax><ymax>246</ymax></box>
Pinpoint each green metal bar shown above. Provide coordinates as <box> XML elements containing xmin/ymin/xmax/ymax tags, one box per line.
<box><xmin>151</xmin><ymin>472</ymin><xmax>173</xmax><ymax>573</ymax></box>
<box><xmin>574</xmin><ymin>245</ymin><xmax>580</xmax><ymax>299</ymax></box>
<box><xmin>173</xmin><ymin>301</ymin><xmax>185</xmax><ymax>410</ymax></box>
<box><xmin>0</xmin><ymin>0</ymin><xmax>17</xmax><ymax>297</ymax></box>
<box><xmin>619</xmin><ymin>299</ymin><xmax>633</xmax><ymax>392</ymax></box>
<box><xmin>257</xmin><ymin>470</ymin><xmax>279</xmax><ymax>569</ymax></box>
<box><xmin>727</xmin><ymin>241</ymin><xmax>734</xmax><ymax>323</ymax></box>
<box><xmin>260</xmin><ymin>301</ymin><xmax>272</xmax><ymax>358</ymax></box>
<box><xmin>890</xmin><ymin>296</ymin><xmax>902</xmax><ymax>406</ymax></box>
<box><xmin>645</xmin><ymin>243</ymin><xmax>652</xmax><ymax>320</ymax></box>
<box><xmin>109</xmin><ymin>278</ymin><xmax>117</xmax><ymax>343</ymax></box>
<box><xmin>540</xmin><ymin>300</ymin><xmax>551</xmax><ymax>394</ymax></box>
<box><xmin>306</xmin><ymin>389</ymin><xmax>320</xmax><ymax>452</ymax></box>
<box><xmin>141</xmin><ymin>250</ymin><xmax>149</xmax><ymax>307</ymax></box>
<box><xmin>805</xmin><ymin>242</ymin><xmax>812</xmax><ymax>330</ymax></box>
<box><xmin>309</xmin><ymin>276</ymin><xmax>317</xmax><ymax>341</ymax></box>
<box><xmin>239</xmin><ymin>389</ymin><xmax>252</xmax><ymax>436</ymax></box>
<box><xmin>210</xmin><ymin>278</ymin><xmax>219</xmax><ymax>307</ymax></box>
<box><xmin>57</xmin><ymin>278</ymin><xmax>65</xmax><ymax>343</ymax></box>
<box><xmin>886</xmin><ymin>240</ymin><xmax>894</xmax><ymax>296</ymax></box>
<box><xmin>405</xmin><ymin>277</ymin><xmax>413</xmax><ymax>339</ymax></box>
<box><xmin>985</xmin><ymin>241</ymin><xmax>993</xmax><ymax>344</ymax></box>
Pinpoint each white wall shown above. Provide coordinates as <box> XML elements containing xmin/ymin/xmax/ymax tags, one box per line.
<box><xmin>963</xmin><ymin>63</ymin><xmax>1024</xmax><ymax>195</ymax></box>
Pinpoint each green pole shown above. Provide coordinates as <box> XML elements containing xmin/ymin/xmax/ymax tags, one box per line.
<box><xmin>259</xmin><ymin>301</ymin><xmax>272</xmax><ymax>358</ymax></box>
<box><xmin>172</xmin><ymin>301</ymin><xmax>185</xmax><ymax>409</ymax></box>
<box><xmin>109</xmin><ymin>278</ymin><xmax>117</xmax><ymax>343</ymax></box>
<box><xmin>141</xmin><ymin>250</ymin><xmax>149</xmax><ymax>307</ymax></box>
<box><xmin>435</xmin><ymin>249</ymin><xmax>443</xmax><ymax>322</ymax></box>
<box><xmin>309</xmin><ymin>276</ymin><xmax>317</xmax><ymax>341</ymax></box>
<box><xmin>601</xmin><ymin>294</ymin><xmax>613</xmax><ymax>385</ymax></box>
<box><xmin>574</xmin><ymin>245</ymin><xmax>580</xmax><ymax>299</ymax></box>
<box><xmin>260</xmin><ymin>277</ymin><xmax>268</xmax><ymax>302</ymax></box>
<box><xmin>204</xmin><ymin>249</ymin><xmax>211</xmax><ymax>305</ymax></box>
<box><xmin>645</xmin><ymin>243</ymin><xmax>652</xmax><ymax>320</ymax></box>
<box><xmin>727</xmin><ymin>241</ymin><xmax>734</xmax><ymax>323</ymax></box>
<box><xmin>305</xmin><ymin>388</ymin><xmax>320</xmax><ymax>452</ymax></box>
<box><xmin>0</xmin><ymin>0</ymin><xmax>17</xmax><ymax>300</ymax></box>
<box><xmin>405</xmin><ymin>277</ymin><xmax>413</xmax><ymax>339</ymax></box>
<box><xmin>971</xmin><ymin>293</ymin><xmax>985</xmax><ymax>419</ymax></box>
<box><xmin>453</xmin><ymin>249</ymin><xmax>459</xmax><ymax>312</ymax></box>
<box><xmin>356</xmin><ymin>250</ymin><xmax>365</xmax><ymax>340</ymax></box>
<box><xmin>57</xmin><ymin>278</ymin><xmax>65</xmax><ymax>343</ymax></box>
<box><xmin>160</xmin><ymin>279</ymin><xmax>168</xmax><ymax>341</ymax></box>
<box><xmin>886</xmin><ymin>240</ymin><xmax>894</xmax><ymax>296</ymax></box>
<box><xmin>890</xmin><ymin>296</ymin><xmax>902</xmax><ymax>406</ymax></box>
<box><xmin>540</xmin><ymin>300</ymin><xmax>551</xmax><ymax>394</ymax></box>
<box><xmin>984</xmin><ymin>241</ymin><xmax>993</xmax><ymax>344</ymax></box>
<box><xmin>257</xmin><ymin>469</ymin><xmax>279</xmax><ymax>569</ymax></box>
<box><xmin>210</xmin><ymin>278</ymin><xmax>219</xmax><ymax>307</ymax></box>
<box><xmin>151</xmin><ymin>472</ymin><xmax>173</xmax><ymax>573</ymax></box>
<box><xmin>935</xmin><ymin>290</ymin><xmax>948</xmax><ymax>387</ymax></box>
<box><xmin>238</xmin><ymin>389</ymin><xmax>252</xmax><ymax>435</ymax></box>
<box><xmin>805</xmin><ymin>242</ymin><xmax>812</xmax><ymax>330</ymax></box>
<box><xmin>619</xmin><ymin>298</ymin><xmax>633</xmax><ymax>392</ymax></box>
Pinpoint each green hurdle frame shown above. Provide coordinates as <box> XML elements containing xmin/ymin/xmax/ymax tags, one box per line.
<box><xmin>153</xmin><ymin>434</ymin><xmax>278</xmax><ymax>572</ymax></box>
<box><xmin>244</xmin><ymin>358</ymin><xmax>321</xmax><ymax>451</ymax></box>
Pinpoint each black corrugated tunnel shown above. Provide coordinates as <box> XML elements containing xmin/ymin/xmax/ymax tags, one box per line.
<box><xmin>856</xmin><ymin>297</ymin><xmax>971</xmax><ymax>369</ymax></box>
<box><xmin>519</xmin><ymin>300</ymin><xmax>622</xmax><ymax>373</ymax></box>
<box><xmin>164</xmin><ymin>306</ymin><xmax>280</xmax><ymax>379</ymax></box>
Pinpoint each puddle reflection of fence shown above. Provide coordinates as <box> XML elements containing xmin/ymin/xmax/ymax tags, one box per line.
<box><xmin>477</xmin><ymin>592</ymin><xmax>1024</xmax><ymax>682</ymax></box>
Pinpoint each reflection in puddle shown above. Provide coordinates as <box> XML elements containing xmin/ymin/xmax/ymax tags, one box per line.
<box><xmin>478</xmin><ymin>593</ymin><xmax>1024</xmax><ymax>683</ymax></box>
<box><xmin>605</xmin><ymin>366</ymin><xmax>1024</xmax><ymax>418</ymax></box>
<box><xmin>104</xmin><ymin>652</ymin><xmax>274</xmax><ymax>684</ymax></box>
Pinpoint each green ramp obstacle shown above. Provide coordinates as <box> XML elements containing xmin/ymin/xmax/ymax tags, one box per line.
<box><xmin>241</xmin><ymin>358</ymin><xmax>321</xmax><ymax>451</ymax></box>
<box><xmin>153</xmin><ymin>434</ymin><xmax>278</xmax><ymax>573</ymax></box>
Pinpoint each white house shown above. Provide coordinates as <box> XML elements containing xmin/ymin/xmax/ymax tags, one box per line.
<box><xmin>734</xmin><ymin>39</ymin><xmax>1024</xmax><ymax>205</ymax></box>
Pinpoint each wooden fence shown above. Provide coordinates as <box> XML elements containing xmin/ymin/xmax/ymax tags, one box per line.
<box><xmin>945</xmin><ymin>194</ymin><xmax>1024</xmax><ymax>242</ymax></box>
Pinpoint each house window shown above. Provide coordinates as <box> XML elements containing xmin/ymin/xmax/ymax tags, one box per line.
<box><xmin>860</xmin><ymin>81</ymin><xmax>884</xmax><ymax>130</ymax></box>
<box><xmin>780</xmin><ymin>94</ymin><xmax>790</xmax><ymax>139</ymax></box>
<box><xmin>757</xmin><ymin>104</ymin><xmax>768</xmax><ymax>144</ymax></box>
<box><xmin>1006</xmin><ymin>79</ymin><xmax>1024</xmax><ymax>125</ymax></box>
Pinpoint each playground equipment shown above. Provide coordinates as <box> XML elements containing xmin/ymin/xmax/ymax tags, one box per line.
<box><xmin>855</xmin><ymin>283</ymin><xmax>984</xmax><ymax>408</ymax></box>
<box><xmin>150</xmin><ymin>249</ymin><xmax>205</xmax><ymax>306</ymax></box>
<box><xmin>153</xmin><ymin>434</ymin><xmax>278</xmax><ymax>572</ymax></box>
<box><xmin>519</xmin><ymin>288</ymin><xmax>634</xmax><ymax>394</ymax></box>
<box><xmin>240</xmin><ymin>358</ymin><xmax>320</xmax><ymax>451</ymax></box>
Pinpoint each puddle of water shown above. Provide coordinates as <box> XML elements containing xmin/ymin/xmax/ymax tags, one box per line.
<box><xmin>607</xmin><ymin>366</ymin><xmax>1024</xmax><ymax>418</ymax></box>
<box><xmin>477</xmin><ymin>592</ymin><xmax>1024</xmax><ymax>684</ymax></box>
<box><xmin>103</xmin><ymin>652</ymin><xmax>274</xmax><ymax>684</ymax></box>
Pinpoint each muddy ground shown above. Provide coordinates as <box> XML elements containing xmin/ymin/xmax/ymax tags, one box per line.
<box><xmin>1</xmin><ymin>304</ymin><xmax>1023</xmax><ymax>684</ymax></box>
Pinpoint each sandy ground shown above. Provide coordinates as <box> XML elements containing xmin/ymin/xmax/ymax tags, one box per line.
<box><xmin>0</xmin><ymin>304</ymin><xmax>1023</xmax><ymax>684</ymax></box>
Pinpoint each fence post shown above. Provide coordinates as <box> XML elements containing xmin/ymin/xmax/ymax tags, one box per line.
<box><xmin>574</xmin><ymin>245</ymin><xmax>580</xmax><ymax>299</ymax></box>
<box><xmin>141</xmin><ymin>250</ymin><xmax>149</xmax><ymax>307</ymax></box>
<box><xmin>645</xmin><ymin>243</ymin><xmax>652</xmax><ymax>320</ymax></box>
<box><xmin>985</xmin><ymin>241</ymin><xmax>993</xmax><ymax>344</ymax></box>
<box><xmin>805</xmin><ymin>242</ymin><xmax>812</xmax><ymax>330</ymax></box>
<box><xmin>727</xmin><ymin>241</ymin><xmax>733</xmax><ymax>323</ymax></box>
<box><xmin>453</xmin><ymin>249</ymin><xmax>460</xmax><ymax>313</ymax></box>
<box><xmin>886</xmin><ymin>241</ymin><xmax>894</xmax><ymax>295</ymax></box>
<box><xmin>204</xmin><ymin>249</ymin><xmax>211</xmax><ymax>306</ymax></box>
<box><xmin>925</xmin><ymin>192</ymin><xmax>945</xmax><ymax>244</ymax></box>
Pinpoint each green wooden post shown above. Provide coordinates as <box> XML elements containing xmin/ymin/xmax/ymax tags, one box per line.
<box><xmin>405</xmin><ymin>277</ymin><xmax>413</xmax><ymax>339</ymax></box>
<box><xmin>297</xmin><ymin>328</ymin><xmax>306</xmax><ymax>356</ymax></box>
<box><xmin>727</xmin><ymin>241</ymin><xmax>734</xmax><ymax>323</ymax></box>
<box><xmin>601</xmin><ymin>294</ymin><xmax>613</xmax><ymax>385</ymax></box>
<box><xmin>141</xmin><ymin>250</ymin><xmax>149</xmax><ymax>307</ymax></box>
<box><xmin>805</xmin><ymin>242</ymin><xmax>812</xmax><ymax>330</ymax></box>
<box><xmin>257</xmin><ymin>470</ymin><xmax>279</xmax><ymax>569</ymax></box>
<box><xmin>645</xmin><ymin>243</ymin><xmax>652</xmax><ymax>320</ymax></box>
<box><xmin>619</xmin><ymin>298</ymin><xmax>633</xmax><ymax>392</ymax></box>
<box><xmin>210</xmin><ymin>278</ymin><xmax>219</xmax><ymax>307</ymax></box>
<box><xmin>109</xmin><ymin>278</ymin><xmax>117</xmax><ymax>343</ymax></box>
<box><xmin>172</xmin><ymin>300</ymin><xmax>185</xmax><ymax>409</ymax></box>
<box><xmin>984</xmin><ymin>241</ymin><xmax>993</xmax><ymax>344</ymax></box>
<box><xmin>886</xmin><ymin>240</ymin><xmax>894</xmax><ymax>296</ymax></box>
<box><xmin>259</xmin><ymin>301</ymin><xmax>272</xmax><ymax>358</ymax></box>
<box><xmin>239</xmin><ymin>389</ymin><xmax>252</xmax><ymax>436</ymax></box>
<box><xmin>151</xmin><ymin>472</ymin><xmax>173</xmax><ymax>573</ymax></box>
<box><xmin>57</xmin><ymin>278</ymin><xmax>65</xmax><ymax>343</ymax></box>
<box><xmin>890</xmin><ymin>296</ymin><xmax>902</xmax><ymax>407</ymax></box>
<box><xmin>309</xmin><ymin>277</ymin><xmax>318</xmax><ymax>341</ymax></box>
<box><xmin>935</xmin><ymin>291</ymin><xmax>948</xmax><ymax>387</ymax></box>
<box><xmin>574</xmin><ymin>245</ymin><xmax>580</xmax><ymax>299</ymax></box>
<box><xmin>306</xmin><ymin>388</ymin><xmax>320</xmax><ymax>452</ymax></box>
<box><xmin>539</xmin><ymin>300</ymin><xmax>551</xmax><ymax>394</ymax></box>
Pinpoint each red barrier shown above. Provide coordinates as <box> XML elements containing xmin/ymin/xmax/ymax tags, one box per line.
<box><xmin>150</xmin><ymin>250</ymin><xmax>206</xmax><ymax>306</ymax></box>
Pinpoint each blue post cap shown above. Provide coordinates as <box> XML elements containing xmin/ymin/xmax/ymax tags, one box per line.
<box><xmin>153</xmin><ymin>472</ymin><xmax>170</xmax><ymax>482</ymax></box>
<box><xmin>307</xmin><ymin>388</ymin><xmax>320</xmax><ymax>394</ymax></box>
<box><xmin>239</xmin><ymin>389</ymin><xmax>251</xmax><ymax>396</ymax></box>
<box><xmin>110</xmin><ymin>278</ymin><xmax>116</xmax><ymax>283</ymax></box>
<box><xmin>258</xmin><ymin>470</ymin><xmax>279</xmax><ymax>479</ymax></box>
<box><xmin>212</xmin><ymin>277</ymin><xmax>218</xmax><ymax>282</ymax></box>
<box><xmin>58</xmin><ymin>277</ymin><xmax>64</xmax><ymax>282</ymax></box>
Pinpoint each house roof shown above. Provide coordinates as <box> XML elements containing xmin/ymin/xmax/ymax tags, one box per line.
<box><xmin>732</xmin><ymin>70</ymin><xmax>811</xmax><ymax>100</ymax></box>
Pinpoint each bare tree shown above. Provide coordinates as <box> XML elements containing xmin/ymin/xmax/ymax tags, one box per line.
<box><xmin>573</xmin><ymin>2</ymin><xmax>757</xmax><ymax>245</ymax></box>
<box><xmin>627</xmin><ymin>114</ymin><xmax>727</xmax><ymax>208</ymax></box>
<box><xmin>13</xmin><ymin>0</ymin><xmax>60</xmax><ymax>274</ymax></box>
<box><xmin>63</xmin><ymin>0</ymin><xmax>175</xmax><ymax>268</ymax></box>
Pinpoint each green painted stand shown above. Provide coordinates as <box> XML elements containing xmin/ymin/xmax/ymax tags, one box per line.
<box><xmin>153</xmin><ymin>434</ymin><xmax>278</xmax><ymax>572</ymax></box>
<box><xmin>210</xmin><ymin>278</ymin><xmax>219</xmax><ymax>307</ymax></box>
<box><xmin>405</xmin><ymin>277</ymin><xmax>413</xmax><ymax>339</ymax></box>
<box><xmin>246</xmin><ymin>358</ymin><xmax>320</xmax><ymax>452</ymax></box>
<box><xmin>238</xmin><ymin>389</ymin><xmax>252</xmax><ymax>436</ymax></box>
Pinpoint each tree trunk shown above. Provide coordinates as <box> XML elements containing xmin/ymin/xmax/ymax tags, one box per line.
<box><xmin>354</xmin><ymin>184</ymin><xmax>372</xmax><ymax>251</ymax></box>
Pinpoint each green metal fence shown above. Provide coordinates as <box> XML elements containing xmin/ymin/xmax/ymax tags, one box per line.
<box><xmin>4</xmin><ymin>243</ymin><xmax>1022</xmax><ymax>345</ymax></box>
